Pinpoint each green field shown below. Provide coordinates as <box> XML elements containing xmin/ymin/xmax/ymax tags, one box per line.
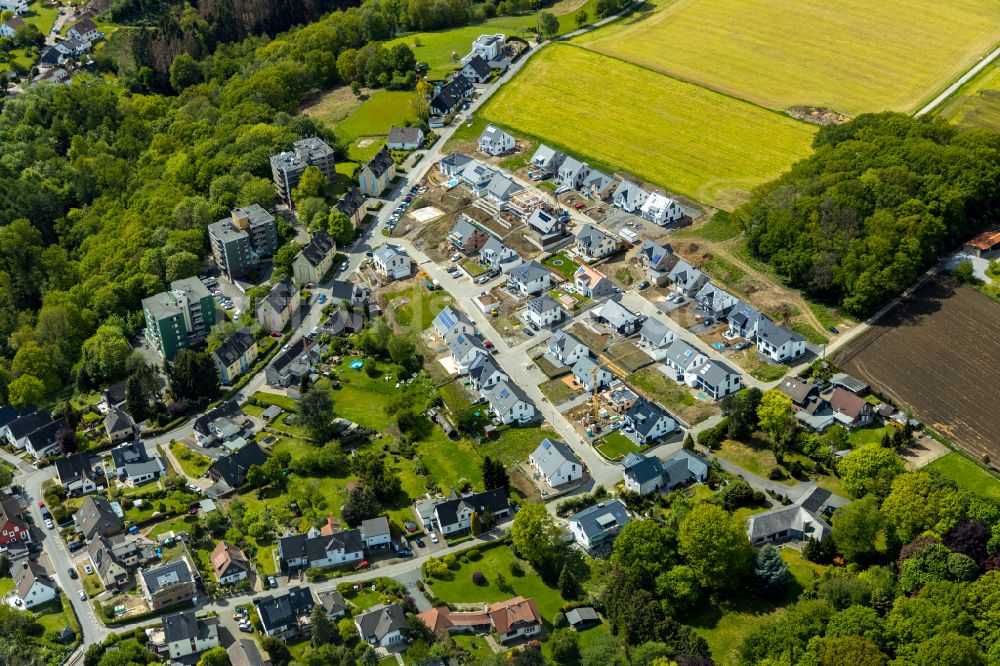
<box><xmin>925</xmin><ymin>452</ymin><xmax>1000</xmax><ymax>501</ymax></box>
<box><xmin>169</xmin><ymin>441</ymin><xmax>212</xmax><ymax>479</ymax></box>
<box><xmin>575</xmin><ymin>0</ymin><xmax>1000</xmax><ymax>116</ymax></box>
<box><xmin>596</xmin><ymin>431</ymin><xmax>641</xmax><ymax>459</ymax></box>
<box><xmin>938</xmin><ymin>61</ymin><xmax>1000</xmax><ymax>131</ymax></box>
<box><xmin>481</xmin><ymin>44</ymin><xmax>815</xmax><ymax>209</ymax></box>
<box><xmin>383</xmin><ymin>284</ymin><xmax>456</xmax><ymax>332</ymax></box>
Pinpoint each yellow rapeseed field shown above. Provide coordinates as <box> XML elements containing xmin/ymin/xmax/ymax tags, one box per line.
<box><xmin>575</xmin><ymin>0</ymin><xmax>1000</xmax><ymax>116</ymax></box>
<box><xmin>481</xmin><ymin>44</ymin><xmax>816</xmax><ymax>210</ymax></box>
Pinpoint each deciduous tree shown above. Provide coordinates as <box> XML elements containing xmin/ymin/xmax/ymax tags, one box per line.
<box><xmin>678</xmin><ymin>504</ymin><xmax>753</xmax><ymax>592</ymax></box>
<box><xmin>837</xmin><ymin>443</ymin><xmax>905</xmax><ymax>498</ymax></box>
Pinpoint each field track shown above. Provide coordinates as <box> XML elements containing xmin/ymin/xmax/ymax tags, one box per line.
<box><xmin>835</xmin><ymin>276</ymin><xmax>1000</xmax><ymax>465</ymax></box>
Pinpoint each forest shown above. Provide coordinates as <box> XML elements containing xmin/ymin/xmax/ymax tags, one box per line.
<box><xmin>736</xmin><ymin>113</ymin><xmax>1000</xmax><ymax>315</ymax></box>
<box><xmin>0</xmin><ymin>0</ymin><xmax>485</xmax><ymax>408</ymax></box>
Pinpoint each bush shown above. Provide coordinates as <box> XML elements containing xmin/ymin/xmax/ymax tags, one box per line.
<box><xmin>466</xmin><ymin>548</ymin><xmax>481</xmax><ymax>561</ymax></box>
<box><xmin>768</xmin><ymin>467</ymin><xmax>787</xmax><ymax>480</ymax></box>
<box><xmin>423</xmin><ymin>558</ymin><xmax>449</xmax><ymax>579</ymax></box>
<box><xmin>697</xmin><ymin>418</ymin><xmax>729</xmax><ymax>450</ymax></box>
<box><xmin>509</xmin><ymin>561</ymin><xmax>524</xmax><ymax>577</ymax></box>
<box><xmin>443</xmin><ymin>553</ymin><xmax>458</xmax><ymax>569</ymax></box>
<box><xmin>472</xmin><ymin>571</ymin><xmax>486</xmax><ymax>585</ymax></box>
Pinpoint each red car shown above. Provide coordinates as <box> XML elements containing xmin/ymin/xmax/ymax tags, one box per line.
<box><xmin>38</xmin><ymin>501</ymin><xmax>44</xmax><ymax>508</ymax></box>
<box><xmin>354</xmin><ymin>560</ymin><xmax>370</xmax><ymax>571</ymax></box>
<box><xmin>483</xmin><ymin>341</ymin><xmax>494</xmax><ymax>349</ymax></box>
<box><xmin>270</xmin><ymin>332</ymin><xmax>281</xmax><ymax>338</ymax></box>
<box><xmin>574</xmin><ymin>202</ymin><xmax>586</xmax><ymax>210</ymax></box>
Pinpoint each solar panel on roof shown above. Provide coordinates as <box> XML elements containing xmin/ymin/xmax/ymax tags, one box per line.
<box><xmin>500</xmin><ymin>389</ymin><xmax>510</xmax><ymax>399</ymax></box>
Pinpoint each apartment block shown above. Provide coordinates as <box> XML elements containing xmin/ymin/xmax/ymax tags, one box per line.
<box><xmin>142</xmin><ymin>277</ymin><xmax>217</xmax><ymax>360</ymax></box>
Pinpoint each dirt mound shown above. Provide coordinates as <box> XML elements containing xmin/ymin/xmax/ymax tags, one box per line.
<box><xmin>787</xmin><ymin>106</ymin><xmax>850</xmax><ymax>126</ymax></box>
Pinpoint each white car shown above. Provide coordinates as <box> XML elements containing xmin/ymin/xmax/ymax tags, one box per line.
<box><xmin>429</xmin><ymin>533</ymin><xmax>439</xmax><ymax>544</ymax></box>
<box><xmin>44</xmin><ymin>519</ymin><xmax>53</xmax><ymax>529</ymax></box>
<box><xmin>78</xmin><ymin>590</ymin><xmax>86</xmax><ymax>601</ymax></box>
<box><xmin>84</xmin><ymin>564</ymin><xmax>93</xmax><ymax>575</ymax></box>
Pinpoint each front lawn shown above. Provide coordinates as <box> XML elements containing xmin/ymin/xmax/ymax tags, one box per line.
<box><xmin>537</xmin><ymin>378</ymin><xmax>574</xmax><ymax>405</ymax></box>
<box><xmin>926</xmin><ymin>452</ymin><xmax>1000</xmax><ymax>501</ymax></box>
<box><xmin>716</xmin><ymin>439</ymin><xmax>795</xmax><ymax>485</ymax></box>
<box><xmin>730</xmin><ymin>349</ymin><xmax>789</xmax><ymax>382</ymax></box>
<box><xmin>168</xmin><ymin>441</ymin><xmax>212</xmax><ymax>479</ymax></box>
<box><xmin>484</xmin><ymin>427</ymin><xmax>560</xmax><ymax>467</ymax></box>
<box><xmin>463</xmin><ymin>259</ymin><xmax>487</xmax><ymax>277</ymax></box>
<box><xmin>847</xmin><ymin>425</ymin><xmax>894</xmax><ymax>447</ymax></box>
<box><xmin>426</xmin><ymin>545</ymin><xmax>566</xmax><ymax>621</ymax></box>
<box><xmin>596</xmin><ymin>431</ymin><xmax>641</xmax><ymax>460</ymax></box>
<box><xmin>80</xmin><ymin>571</ymin><xmax>103</xmax><ymax>598</ymax></box>
<box><xmin>383</xmin><ymin>285</ymin><xmax>456</xmax><ymax>332</ymax></box>
<box><xmin>543</xmin><ymin>253</ymin><xmax>580</xmax><ymax>280</ymax></box>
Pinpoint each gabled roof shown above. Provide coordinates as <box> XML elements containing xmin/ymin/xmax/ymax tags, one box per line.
<box><xmin>530</xmin><ymin>144</ymin><xmax>564</xmax><ymax>169</ymax></box>
<box><xmin>361</xmin><ymin>516</ymin><xmax>390</xmax><ymax>539</ymax></box>
<box><xmin>193</xmin><ymin>400</ymin><xmax>244</xmax><ymax>437</ymax></box>
<box><xmin>7</xmin><ymin>409</ymin><xmax>51</xmax><ymax>440</ymax></box>
<box><xmin>139</xmin><ymin>558</ymin><xmax>192</xmax><ymax>595</ymax></box>
<box><xmin>696</xmin><ymin>282</ymin><xmax>738</xmax><ymax>313</ymax></box>
<box><xmin>297</xmin><ymin>230</ymin><xmax>336</xmax><ymax>268</ymax></box>
<box><xmin>565</xmin><ymin>607</ymin><xmax>599</xmax><ymax>627</ymax></box>
<box><xmin>431</xmin><ymin>75</ymin><xmax>473</xmax><ymax>112</ymax></box>
<box><xmin>262</xmin><ymin>277</ymin><xmax>298</xmax><ymax>313</ymax></box>
<box><xmin>464</xmin><ymin>54</ymin><xmax>493</xmax><ymax>79</ymax></box>
<box><xmin>487</xmin><ymin>596</ymin><xmax>542</xmax><ymax>635</ymax></box>
<box><xmin>576</xmin><ymin>224</ymin><xmax>614</xmax><ymax>254</ymax></box>
<box><xmin>364</xmin><ymin>146</ymin><xmax>394</xmax><ymax>179</ymax></box>
<box><xmin>583</xmin><ymin>169</ymin><xmax>614</xmax><ymax>193</ymax></box>
<box><xmin>571</xmin><ymin>355</ymin><xmax>608</xmax><ymax>382</ymax></box>
<box><xmin>574</xmin><ymin>264</ymin><xmax>606</xmax><ymax>289</ymax></box>
<box><xmin>696</xmin><ymin>360</ymin><xmax>740</xmax><ymax>389</ymax></box>
<box><xmin>527</xmin><ymin>293</ymin><xmax>560</xmax><ymax>314</ymax></box>
<box><xmin>479</xmin><ymin>123</ymin><xmax>513</xmax><ymax>149</ymax></box>
<box><xmin>664</xmin><ymin>338</ymin><xmax>704</xmax><ymax>370</ymax></box>
<box><xmin>727</xmin><ymin>300</ymin><xmax>768</xmax><ymax>329</ymax></box>
<box><xmin>639</xmin><ymin>317</ymin><xmax>671</xmax><ymax>344</ymax></box>
<box><xmin>776</xmin><ymin>377</ymin><xmax>817</xmax><ymax>405</ymax></box>
<box><xmin>483</xmin><ymin>380</ymin><xmax>533</xmax><ymax>416</ymax></box>
<box><xmin>434</xmin><ymin>305</ymin><xmax>474</xmax><ymax>334</ymax></box>
<box><xmin>75</xmin><ymin>495</ymin><xmax>123</xmax><ymax>540</ymax></box>
<box><xmin>830</xmin><ymin>373</ymin><xmax>868</xmax><ymax>394</ymax></box>
<box><xmin>550</xmin><ymin>330</ymin><xmax>587</xmax><ymax>355</ymax></box>
<box><xmin>213</xmin><ymin>327</ymin><xmax>256</xmax><ymax>367</ymax></box>
<box><xmin>55</xmin><ymin>452</ymin><xmax>94</xmax><ymax>486</ymax></box>
<box><xmin>666</xmin><ymin>258</ymin><xmax>707</xmax><ymax>289</ymax></box>
<box><xmin>387</xmin><ymin>126</ymin><xmax>423</xmax><ymax>145</ymax></box>
<box><xmin>559</xmin><ymin>156</ymin><xmax>587</xmax><ymax>179</ymax></box>
<box><xmin>757</xmin><ymin>320</ymin><xmax>805</xmax><ymax>348</ymax></box>
<box><xmin>530</xmin><ymin>439</ymin><xmax>577</xmax><ymax>478</ymax></box>
<box><xmin>449</xmin><ymin>217</ymin><xmax>484</xmax><ymax>245</ymax></box>
<box><xmin>208</xmin><ymin>441</ymin><xmax>267</xmax><ymax>488</ymax></box>
<box><xmin>509</xmin><ymin>260</ymin><xmax>549</xmax><ymax>284</ymax></box>
<box><xmin>485</xmin><ymin>172</ymin><xmax>522</xmax><ymax>200</ymax></box>
<box><xmin>828</xmin><ymin>387</ymin><xmax>869</xmax><ymax>420</ymax></box>
<box><xmin>26</xmin><ymin>418</ymin><xmax>64</xmax><ymax>453</ymax></box>
<box><xmin>624</xmin><ymin>397</ymin><xmax>673</xmax><ymax>438</ymax></box>
<box><xmin>70</xmin><ymin>17</ymin><xmax>98</xmax><ymax>34</ymax></box>
<box><xmin>318</xmin><ymin>589</ymin><xmax>348</xmax><ymax>616</ymax></box>
<box><xmin>211</xmin><ymin>540</ymin><xmax>250</xmax><ymax>579</ymax></box>
<box><xmin>14</xmin><ymin>561</ymin><xmax>53</xmax><ymax>600</ymax></box>
<box><xmin>639</xmin><ymin>240</ymin><xmax>673</xmax><ymax>270</ymax></box>
<box><xmin>228</xmin><ymin>639</ymin><xmax>267</xmax><ymax>666</ymax></box>
<box><xmin>746</xmin><ymin>487</ymin><xmax>836</xmax><ymax>542</ymax></box>
<box><xmin>441</xmin><ymin>152</ymin><xmax>473</xmax><ymax>172</ymax></box>
<box><xmin>255</xmin><ymin>587</ymin><xmax>314</xmax><ymax>631</ymax></box>
<box><xmin>662</xmin><ymin>450</ymin><xmax>708</xmax><ymax>486</ymax></box>
<box><xmin>594</xmin><ymin>299</ymin><xmax>636</xmax><ymax>328</ymax></box>
<box><xmin>614</xmin><ymin>180</ymin><xmax>648</xmax><ymax>207</ymax></box>
<box><xmin>468</xmin><ymin>354</ymin><xmax>504</xmax><ymax>384</ymax></box>
<box><xmin>621</xmin><ymin>452</ymin><xmax>663</xmax><ymax>485</ymax></box>
<box><xmin>434</xmin><ymin>488</ymin><xmax>510</xmax><ymax>527</ymax></box>
<box><xmin>446</xmin><ymin>329</ymin><xmax>487</xmax><ymax>361</ymax></box>
<box><xmin>526</xmin><ymin>209</ymin><xmax>559</xmax><ymax>234</ymax></box>
<box><xmin>374</xmin><ymin>243</ymin><xmax>407</xmax><ymax>264</ymax></box>
<box><xmin>357</xmin><ymin>603</ymin><xmax>407</xmax><ymax>642</ymax></box>
<box><xmin>162</xmin><ymin>610</ymin><xmax>198</xmax><ymax>643</ymax></box>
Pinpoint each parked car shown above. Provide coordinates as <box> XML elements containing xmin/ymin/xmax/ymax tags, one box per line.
<box><xmin>429</xmin><ymin>533</ymin><xmax>439</xmax><ymax>544</ymax></box>
<box><xmin>829</xmin><ymin>326</ymin><xmax>839</xmax><ymax>334</ymax></box>
<box><xmin>84</xmin><ymin>564</ymin><xmax>93</xmax><ymax>575</ymax></box>
<box><xmin>238</xmin><ymin>622</ymin><xmax>253</xmax><ymax>633</ymax></box>
<box><xmin>68</xmin><ymin>568</ymin><xmax>77</xmax><ymax>579</ymax></box>
<box><xmin>574</xmin><ymin>202</ymin><xmax>586</xmax><ymax>210</ymax></box>
<box><xmin>78</xmin><ymin>591</ymin><xmax>87</xmax><ymax>601</ymax></box>
<box><xmin>340</xmin><ymin>261</ymin><xmax>349</xmax><ymax>271</ymax></box>
<box><xmin>317</xmin><ymin>294</ymin><xmax>327</xmax><ymax>304</ymax></box>
<box><xmin>524</xmin><ymin>327</ymin><xmax>534</xmax><ymax>336</ymax></box>
<box><xmin>68</xmin><ymin>540</ymin><xmax>84</xmax><ymax>552</ymax></box>
<box><xmin>638</xmin><ymin>280</ymin><xmax>650</xmax><ymax>290</ymax></box>
<box><xmin>354</xmin><ymin>560</ymin><xmax>370</xmax><ymax>570</ymax></box>
<box><xmin>44</xmin><ymin>519</ymin><xmax>53</xmax><ymax>530</ymax></box>
<box><xmin>414</xmin><ymin>538</ymin><xmax>426</xmax><ymax>548</ymax></box>
<box><xmin>483</xmin><ymin>340</ymin><xmax>494</xmax><ymax>349</ymax></box>
<box><xmin>733</xmin><ymin>341</ymin><xmax>752</xmax><ymax>351</ymax></box>
<box><xmin>270</xmin><ymin>332</ymin><xmax>282</xmax><ymax>338</ymax></box>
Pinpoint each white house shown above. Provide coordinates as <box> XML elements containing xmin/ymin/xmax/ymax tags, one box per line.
<box><xmin>478</xmin><ymin>124</ymin><xmax>516</xmax><ymax>156</ymax></box>
<box><xmin>575</xmin><ymin>224</ymin><xmax>617</xmax><ymax>260</ymax></box>
<box><xmin>623</xmin><ymin>397</ymin><xmax>676</xmax><ymax>445</ymax></box>
<box><xmin>663</xmin><ymin>339</ymin><xmax>707</xmax><ymax>382</ymax></box>
<box><xmin>525</xmin><ymin>293</ymin><xmax>562</xmax><ymax>329</ymax></box>
<box><xmin>574</xmin><ymin>264</ymin><xmax>614</xmax><ymax>299</ymax></box>
<box><xmin>360</xmin><ymin>517</ymin><xmax>392</xmax><ymax>551</ymax></box>
<box><xmin>756</xmin><ymin>321</ymin><xmax>807</xmax><ymax>363</ymax></box>
<box><xmin>613</xmin><ymin>180</ymin><xmax>648</xmax><ymax>213</ymax></box>
<box><xmin>67</xmin><ymin>18</ymin><xmax>102</xmax><ymax>44</ymax></box>
<box><xmin>0</xmin><ymin>0</ymin><xmax>28</xmax><ymax>14</ymax></box>
<box><xmin>373</xmin><ymin>244</ymin><xmax>411</xmax><ymax>281</ymax></box>
<box><xmin>547</xmin><ymin>330</ymin><xmax>590</xmax><ymax>366</ymax></box>
<box><xmin>572</xmin><ymin>356</ymin><xmax>613</xmax><ymax>392</ymax></box>
<box><xmin>530</xmin><ymin>144</ymin><xmax>564</xmax><ymax>175</ymax></box>
<box><xmin>641</xmin><ymin>192</ymin><xmax>684</xmax><ymax>225</ymax></box>
<box><xmin>460</xmin><ymin>54</ymin><xmax>493</xmax><ymax>83</ymax></box>
<box><xmin>446</xmin><ymin>329</ymin><xmax>489</xmax><ymax>373</ymax></box>
<box><xmin>638</xmin><ymin>318</ymin><xmax>675</xmax><ymax>360</ymax></box>
<box><xmin>356</xmin><ymin>604</ymin><xmax>408</xmax><ymax>648</ymax></box>
<box><xmin>467</xmin><ymin>33</ymin><xmax>504</xmax><ymax>62</ymax></box>
<box><xmin>666</xmin><ymin>259</ymin><xmax>709</xmax><ymax>296</ymax></box>
<box><xmin>468</xmin><ymin>354</ymin><xmax>507</xmax><ymax>391</ymax></box>
<box><xmin>480</xmin><ymin>236</ymin><xmax>522</xmax><ymax>273</ymax></box>
<box><xmin>727</xmin><ymin>300</ymin><xmax>769</xmax><ymax>340</ymax></box>
<box><xmin>210</xmin><ymin>541</ymin><xmax>251</xmax><ymax>585</ymax></box>
<box><xmin>622</xmin><ymin>452</ymin><xmax>666</xmax><ymax>495</ymax></box>
<box><xmin>0</xmin><ymin>15</ymin><xmax>25</xmax><ymax>38</ymax></box>
<box><xmin>508</xmin><ymin>261</ymin><xmax>552</xmax><ymax>296</ymax></box>
<box><xmin>568</xmin><ymin>500</ymin><xmax>630</xmax><ymax>549</ymax></box>
<box><xmin>590</xmin><ymin>299</ymin><xmax>638</xmax><ymax>334</ymax></box>
<box><xmin>482</xmin><ymin>380</ymin><xmax>536</xmax><ymax>424</ymax></box>
<box><xmin>433</xmin><ymin>488</ymin><xmax>511</xmax><ymax>535</ymax></box>
<box><xmin>163</xmin><ymin>611</ymin><xmax>219</xmax><ymax>661</ymax></box>
<box><xmin>694</xmin><ymin>361</ymin><xmax>743</xmax><ymax>400</ymax></box>
<box><xmin>13</xmin><ymin>561</ymin><xmax>57</xmax><ymax>609</ymax></box>
<box><xmin>386</xmin><ymin>126</ymin><xmax>424</xmax><ymax>151</ymax></box>
<box><xmin>433</xmin><ymin>306</ymin><xmax>475</xmax><ymax>339</ymax></box>
<box><xmin>558</xmin><ymin>157</ymin><xmax>591</xmax><ymax>191</ymax></box>
<box><xmin>277</xmin><ymin>530</ymin><xmax>365</xmax><ymax>571</ymax></box>
<box><xmin>529</xmin><ymin>439</ymin><xmax>582</xmax><ymax>487</ymax></box>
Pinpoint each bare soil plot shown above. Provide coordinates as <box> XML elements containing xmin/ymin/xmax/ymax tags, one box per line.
<box><xmin>627</xmin><ymin>366</ymin><xmax>720</xmax><ymax>426</ymax></box>
<box><xmin>835</xmin><ymin>276</ymin><xmax>1000</xmax><ymax>464</ymax></box>
<box><xmin>566</xmin><ymin>321</ymin><xmax>609</xmax><ymax>353</ymax></box>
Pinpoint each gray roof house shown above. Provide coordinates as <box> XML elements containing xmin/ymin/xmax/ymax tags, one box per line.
<box><xmin>575</xmin><ymin>224</ymin><xmax>617</xmax><ymax>260</ymax></box>
<box><xmin>663</xmin><ymin>339</ymin><xmax>707</xmax><ymax>377</ymax></box>
<box><xmin>373</xmin><ymin>244</ymin><xmax>412</xmax><ymax>281</ymax></box>
<box><xmin>726</xmin><ymin>300</ymin><xmax>769</xmax><ymax>340</ymax></box>
<box><xmin>482</xmin><ymin>380</ymin><xmax>536</xmax><ymax>425</ymax></box>
<box><xmin>461</xmin><ymin>54</ymin><xmax>493</xmax><ymax>83</ymax></box>
<box><xmin>478</xmin><ymin>124</ymin><xmax>516</xmax><ymax>156</ymax></box>
<box><xmin>526</xmin><ymin>208</ymin><xmax>562</xmax><ymax>235</ymax></box>
<box><xmin>439</xmin><ymin>152</ymin><xmax>474</xmax><ymax>177</ymax></box>
<box><xmin>558</xmin><ymin>157</ymin><xmax>591</xmax><ymax>190</ymax></box>
<box><xmin>661</xmin><ymin>450</ymin><xmax>709</xmax><ymax>488</ymax></box>
<box><xmin>386</xmin><ymin>126</ymin><xmax>424</xmax><ymax>151</ymax></box>
<box><xmin>572</xmin><ymin>356</ymin><xmax>613</xmax><ymax>392</ymax></box>
<box><xmin>530</xmin><ymin>144</ymin><xmax>565</xmax><ymax>174</ymax></box>
<box><xmin>581</xmin><ymin>170</ymin><xmax>614</xmax><ymax>200</ymax></box>
<box><xmin>468</xmin><ymin>354</ymin><xmax>508</xmax><ymax>391</ymax></box>
<box><xmin>480</xmin><ymin>236</ymin><xmax>522</xmax><ymax>273</ymax></box>
<box><xmin>623</xmin><ymin>397</ymin><xmax>676</xmax><ymax>444</ymax></box>
<box><xmin>666</xmin><ymin>258</ymin><xmax>709</xmax><ymax>296</ymax></box>
<box><xmin>529</xmin><ymin>439</ymin><xmax>582</xmax><ymax>488</ymax></box>
<box><xmin>484</xmin><ymin>172</ymin><xmax>523</xmax><ymax>203</ymax></box>
<box><xmin>694</xmin><ymin>360</ymin><xmax>743</xmax><ymax>400</ymax></box>
<box><xmin>568</xmin><ymin>499</ymin><xmax>630</xmax><ymax>549</ymax></box>
<box><xmin>746</xmin><ymin>486</ymin><xmax>844</xmax><ymax>546</ymax></box>
<box><xmin>638</xmin><ymin>317</ymin><xmax>675</xmax><ymax>359</ymax></box>
<box><xmin>590</xmin><ymin>299</ymin><xmax>638</xmax><ymax>334</ymax></box>
<box><xmin>508</xmin><ymin>261</ymin><xmax>552</xmax><ymax>296</ymax></box>
<box><xmin>613</xmin><ymin>180</ymin><xmax>649</xmax><ymax>213</ymax></box>
<box><xmin>448</xmin><ymin>217</ymin><xmax>490</xmax><ymax>255</ymax></box>
<box><xmin>138</xmin><ymin>557</ymin><xmax>197</xmax><ymax>610</ymax></box>
<box><xmin>547</xmin><ymin>330</ymin><xmax>590</xmax><ymax>367</ymax></box>
<box><xmin>622</xmin><ymin>452</ymin><xmax>666</xmax><ymax>495</ymax></box>
<box><xmin>696</xmin><ymin>283</ymin><xmax>739</xmax><ymax>319</ymax></box>
<box><xmin>525</xmin><ymin>292</ymin><xmax>563</xmax><ymax>329</ymax></box>
<box><xmin>75</xmin><ymin>496</ymin><xmax>124</xmax><ymax>541</ymax></box>
<box><xmin>433</xmin><ymin>305</ymin><xmax>475</xmax><ymax>339</ymax></box>
<box><xmin>356</xmin><ymin>603</ymin><xmax>408</xmax><ymax>648</ymax></box>
<box><xmin>445</xmin><ymin>328</ymin><xmax>489</xmax><ymax>373</ymax></box>
<box><xmin>254</xmin><ymin>587</ymin><xmax>315</xmax><ymax>639</ymax></box>
<box><xmin>756</xmin><ymin>320</ymin><xmax>807</xmax><ymax>363</ymax></box>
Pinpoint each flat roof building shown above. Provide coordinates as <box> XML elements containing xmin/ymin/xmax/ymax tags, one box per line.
<box><xmin>142</xmin><ymin>277</ymin><xmax>217</xmax><ymax>360</ymax></box>
<box><xmin>270</xmin><ymin>137</ymin><xmax>336</xmax><ymax>202</ymax></box>
<box><xmin>208</xmin><ymin>205</ymin><xmax>278</xmax><ymax>278</ymax></box>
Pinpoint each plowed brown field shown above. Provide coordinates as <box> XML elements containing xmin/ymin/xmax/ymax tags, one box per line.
<box><xmin>835</xmin><ymin>276</ymin><xmax>1000</xmax><ymax>463</ymax></box>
